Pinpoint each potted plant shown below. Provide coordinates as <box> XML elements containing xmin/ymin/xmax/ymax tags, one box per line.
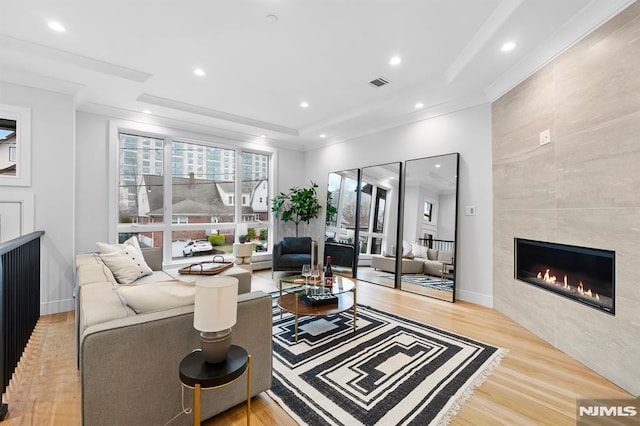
<box><xmin>271</xmin><ymin>182</ymin><xmax>322</xmax><ymax>237</ymax></box>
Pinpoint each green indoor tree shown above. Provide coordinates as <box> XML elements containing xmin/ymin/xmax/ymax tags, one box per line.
<box><xmin>271</xmin><ymin>182</ymin><xmax>322</xmax><ymax>237</ymax></box>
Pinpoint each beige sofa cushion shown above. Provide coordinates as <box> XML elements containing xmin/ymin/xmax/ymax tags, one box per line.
<box><xmin>76</xmin><ymin>262</ymin><xmax>116</xmax><ymax>286</ymax></box>
<box><xmin>80</xmin><ymin>282</ymin><xmax>133</xmax><ymax>332</ymax></box>
<box><xmin>438</xmin><ymin>250</ymin><xmax>453</xmax><ymax>263</ymax></box>
<box><xmin>116</xmin><ymin>281</ymin><xmax>196</xmax><ymax>314</ymax></box>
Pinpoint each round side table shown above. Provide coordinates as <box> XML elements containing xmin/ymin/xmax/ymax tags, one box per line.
<box><xmin>179</xmin><ymin>345</ymin><xmax>251</xmax><ymax>425</ymax></box>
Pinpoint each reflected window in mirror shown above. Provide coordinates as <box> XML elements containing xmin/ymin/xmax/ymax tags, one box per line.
<box><xmin>423</xmin><ymin>201</ymin><xmax>433</xmax><ymax>222</ymax></box>
<box><xmin>353</xmin><ymin>162</ymin><xmax>401</xmax><ymax>289</ymax></box>
<box><xmin>400</xmin><ymin>153</ymin><xmax>459</xmax><ymax>302</ymax></box>
<box><xmin>324</xmin><ymin>169</ymin><xmax>360</xmax><ymax>277</ymax></box>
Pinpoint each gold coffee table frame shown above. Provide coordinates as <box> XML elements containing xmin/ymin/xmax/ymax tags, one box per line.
<box><xmin>278</xmin><ymin>275</ymin><xmax>357</xmax><ymax>343</ymax></box>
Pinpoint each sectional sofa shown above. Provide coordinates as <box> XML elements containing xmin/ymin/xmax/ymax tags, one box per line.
<box><xmin>371</xmin><ymin>244</ymin><xmax>454</xmax><ymax>277</ymax></box>
<box><xmin>75</xmin><ymin>247</ymin><xmax>272</xmax><ymax>426</ymax></box>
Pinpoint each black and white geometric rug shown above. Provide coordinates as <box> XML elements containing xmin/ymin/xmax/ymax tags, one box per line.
<box><xmin>268</xmin><ymin>304</ymin><xmax>506</xmax><ymax>425</ymax></box>
<box><xmin>400</xmin><ymin>274</ymin><xmax>454</xmax><ymax>292</ymax></box>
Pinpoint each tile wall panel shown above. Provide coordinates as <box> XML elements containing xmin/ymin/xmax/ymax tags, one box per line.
<box><xmin>492</xmin><ymin>2</ymin><xmax>640</xmax><ymax>396</ymax></box>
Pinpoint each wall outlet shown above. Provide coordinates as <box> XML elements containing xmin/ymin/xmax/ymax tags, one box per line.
<box><xmin>539</xmin><ymin>129</ymin><xmax>551</xmax><ymax>145</ymax></box>
<box><xmin>465</xmin><ymin>206</ymin><xmax>476</xmax><ymax>216</ymax></box>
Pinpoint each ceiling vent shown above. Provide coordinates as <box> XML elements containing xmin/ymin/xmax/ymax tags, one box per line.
<box><xmin>369</xmin><ymin>77</ymin><xmax>389</xmax><ymax>88</ymax></box>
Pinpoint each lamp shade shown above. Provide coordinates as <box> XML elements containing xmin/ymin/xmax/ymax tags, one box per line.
<box><xmin>193</xmin><ymin>277</ymin><xmax>238</xmax><ymax>332</ymax></box>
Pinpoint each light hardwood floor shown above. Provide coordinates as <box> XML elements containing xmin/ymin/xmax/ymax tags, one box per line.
<box><xmin>2</xmin><ymin>271</ymin><xmax>632</xmax><ymax>425</ymax></box>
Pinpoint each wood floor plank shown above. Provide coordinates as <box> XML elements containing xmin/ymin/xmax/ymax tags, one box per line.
<box><xmin>1</xmin><ymin>271</ymin><xmax>632</xmax><ymax>425</ymax></box>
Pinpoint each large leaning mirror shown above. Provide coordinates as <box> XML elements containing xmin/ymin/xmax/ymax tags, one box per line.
<box><xmin>324</xmin><ymin>169</ymin><xmax>360</xmax><ymax>277</ymax></box>
<box><xmin>356</xmin><ymin>162</ymin><xmax>401</xmax><ymax>287</ymax></box>
<box><xmin>400</xmin><ymin>153</ymin><xmax>459</xmax><ymax>302</ymax></box>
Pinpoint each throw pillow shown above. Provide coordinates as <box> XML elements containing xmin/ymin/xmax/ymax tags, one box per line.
<box><xmin>116</xmin><ymin>281</ymin><xmax>195</xmax><ymax>314</ymax></box>
<box><xmin>411</xmin><ymin>243</ymin><xmax>428</xmax><ymax>259</ymax></box>
<box><xmin>97</xmin><ymin>236</ymin><xmax>153</xmax><ymax>284</ymax></box>
<box><xmin>401</xmin><ymin>240</ymin><xmax>414</xmax><ymax>259</ymax></box>
<box><xmin>99</xmin><ymin>249</ymin><xmax>153</xmax><ymax>285</ymax></box>
<box><xmin>427</xmin><ymin>248</ymin><xmax>439</xmax><ymax>261</ymax></box>
<box><xmin>97</xmin><ymin>235</ymin><xmax>143</xmax><ymax>255</ymax></box>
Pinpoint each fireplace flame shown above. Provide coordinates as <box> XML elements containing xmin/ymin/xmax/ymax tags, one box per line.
<box><xmin>536</xmin><ymin>269</ymin><xmax>600</xmax><ymax>301</ymax></box>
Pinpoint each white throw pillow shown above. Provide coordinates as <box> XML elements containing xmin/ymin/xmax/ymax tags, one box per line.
<box><xmin>97</xmin><ymin>235</ymin><xmax>143</xmax><ymax>255</ymax></box>
<box><xmin>97</xmin><ymin>236</ymin><xmax>153</xmax><ymax>284</ymax></box>
<box><xmin>116</xmin><ymin>281</ymin><xmax>195</xmax><ymax>314</ymax></box>
<box><xmin>401</xmin><ymin>240</ymin><xmax>414</xmax><ymax>259</ymax></box>
<box><xmin>100</xmin><ymin>249</ymin><xmax>153</xmax><ymax>285</ymax></box>
<box><xmin>411</xmin><ymin>243</ymin><xmax>428</xmax><ymax>259</ymax></box>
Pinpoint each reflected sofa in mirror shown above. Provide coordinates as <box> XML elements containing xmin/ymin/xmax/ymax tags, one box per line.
<box><xmin>400</xmin><ymin>153</ymin><xmax>459</xmax><ymax>302</ymax></box>
<box><xmin>324</xmin><ymin>169</ymin><xmax>360</xmax><ymax>277</ymax></box>
<box><xmin>356</xmin><ymin>162</ymin><xmax>401</xmax><ymax>288</ymax></box>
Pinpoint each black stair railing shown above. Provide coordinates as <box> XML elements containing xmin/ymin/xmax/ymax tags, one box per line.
<box><xmin>0</xmin><ymin>231</ymin><xmax>44</xmax><ymax>420</ymax></box>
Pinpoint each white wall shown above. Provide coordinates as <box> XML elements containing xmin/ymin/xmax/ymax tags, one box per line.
<box><xmin>0</xmin><ymin>82</ymin><xmax>76</xmax><ymax>314</ymax></box>
<box><xmin>303</xmin><ymin>104</ymin><xmax>493</xmax><ymax>306</ymax></box>
<box><xmin>437</xmin><ymin>193</ymin><xmax>456</xmax><ymax>240</ymax></box>
<box><xmin>75</xmin><ymin>112</ymin><xmax>110</xmax><ymax>253</ymax></box>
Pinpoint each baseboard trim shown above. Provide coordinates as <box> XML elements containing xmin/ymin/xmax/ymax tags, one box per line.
<box><xmin>40</xmin><ymin>298</ymin><xmax>74</xmax><ymax>315</ymax></box>
<box><xmin>456</xmin><ymin>289</ymin><xmax>493</xmax><ymax>308</ymax></box>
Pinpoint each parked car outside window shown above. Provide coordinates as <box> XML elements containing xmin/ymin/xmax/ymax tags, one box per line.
<box><xmin>182</xmin><ymin>239</ymin><xmax>213</xmax><ymax>257</ymax></box>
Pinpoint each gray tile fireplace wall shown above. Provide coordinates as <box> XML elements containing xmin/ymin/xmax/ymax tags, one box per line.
<box><xmin>492</xmin><ymin>3</ymin><xmax>640</xmax><ymax>396</ymax></box>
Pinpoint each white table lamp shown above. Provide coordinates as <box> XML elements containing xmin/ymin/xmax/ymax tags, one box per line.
<box><xmin>194</xmin><ymin>276</ymin><xmax>238</xmax><ymax>364</ymax></box>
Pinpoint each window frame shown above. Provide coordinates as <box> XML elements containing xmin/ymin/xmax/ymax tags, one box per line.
<box><xmin>109</xmin><ymin>120</ymin><xmax>276</xmax><ymax>267</ymax></box>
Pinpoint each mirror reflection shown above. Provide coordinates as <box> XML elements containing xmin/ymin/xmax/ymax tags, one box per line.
<box><xmin>324</xmin><ymin>169</ymin><xmax>359</xmax><ymax>277</ymax></box>
<box><xmin>400</xmin><ymin>153</ymin><xmax>459</xmax><ymax>302</ymax></box>
<box><xmin>0</xmin><ymin>118</ymin><xmax>17</xmax><ymax>176</ymax></box>
<box><xmin>356</xmin><ymin>162</ymin><xmax>401</xmax><ymax>287</ymax></box>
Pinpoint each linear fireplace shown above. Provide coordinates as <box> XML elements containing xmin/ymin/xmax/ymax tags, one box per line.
<box><xmin>514</xmin><ymin>239</ymin><xmax>615</xmax><ymax>315</ymax></box>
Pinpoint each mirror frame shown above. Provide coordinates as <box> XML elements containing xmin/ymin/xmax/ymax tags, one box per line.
<box><xmin>398</xmin><ymin>153</ymin><xmax>459</xmax><ymax>301</ymax></box>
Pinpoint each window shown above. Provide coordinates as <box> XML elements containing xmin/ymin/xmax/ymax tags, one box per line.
<box><xmin>172</xmin><ymin>216</ymin><xmax>188</xmax><ymax>224</ymax></box>
<box><xmin>118</xmin><ymin>133</ymin><xmax>164</xmax><ymax>224</ymax></box>
<box><xmin>9</xmin><ymin>146</ymin><xmax>16</xmax><ymax>162</ymax></box>
<box><xmin>424</xmin><ymin>201</ymin><xmax>433</xmax><ymax>222</ymax></box>
<box><xmin>116</xmin><ymin>128</ymin><xmax>272</xmax><ymax>262</ymax></box>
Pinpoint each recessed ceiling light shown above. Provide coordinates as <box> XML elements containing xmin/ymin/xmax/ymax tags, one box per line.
<box><xmin>260</xmin><ymin>134</ymin><xmax>267</xmax><ymax>138</ymax></box>
<box><xmin>48</xmin><ymin>21</ymin><xmax>66</xmax><ymax>32</ymax></box>
<box><xmin>435</xmin><ymin>164</ymin><xmax>441</xmax><ymax>168</ymax></box>
<box><xmin>194</xmin><ymin>68</ymin><xmax>206</xmax><ymax>77</ymax></box>
<box><xmin>414</xmin><ymin>102</ymin><xmax>424</xmax><ymax>109</ymax></box>
<box><xmin>143</xmin><ymin>109</ymin><xmax>151</xmax><ymax>114</ymax></box>
<box><xmin>320</xmin><ymin>134</ymin><xmax>326</xmax><ymax>138</ymax></box>
<box><xmin>389</xmin><ymin>56</ymin><xmax>402</xmax><ymax>66</ymax></box>
<box><xmin>300</xmin><ymin>101</ymin><xmax>309</xmax><ymax>108</ymax></box>
<box><xmin>266</xmin><ymin>14</ymin><xmax>279</xmax><ymax>23</ymax></box>
<box><xmin>501</xmin><ymin>41</ymin><xmax>516</xmax><ymax>52</ymax></box>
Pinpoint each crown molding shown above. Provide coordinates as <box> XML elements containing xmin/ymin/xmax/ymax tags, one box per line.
<box><xmin>137</xmin><ymin>93</ymin><xmax>299</xmax><ymax>136</ymax></box>
<box><xmin>0</xmin><ymin>33</ymin><xmax>151</xmax><ymax>83</ymax></box>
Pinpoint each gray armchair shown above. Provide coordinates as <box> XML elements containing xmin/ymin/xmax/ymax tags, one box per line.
<box><xmin>272</xmin><ymin>237</ymin><xmax>318</xmax><ymax>274</ymax></box>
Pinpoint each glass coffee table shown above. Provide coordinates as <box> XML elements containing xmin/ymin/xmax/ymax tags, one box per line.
<box><xmin>278</xmin><ymin>275</ymin><xmax>357</xmax><ymax>343</ymax></box>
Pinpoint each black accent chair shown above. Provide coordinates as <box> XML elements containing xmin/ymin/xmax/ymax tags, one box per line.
<box><xmin>272</xmin><ymin>237</ymin><xmax>318</xmax><ymax>275</ymax></box>
<box><xmin>324</xmin><ymin>241</ymin><xmax>356</xmax><ymax>269</ymax></box>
